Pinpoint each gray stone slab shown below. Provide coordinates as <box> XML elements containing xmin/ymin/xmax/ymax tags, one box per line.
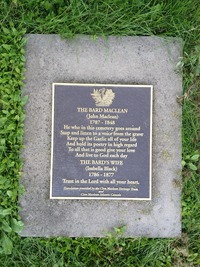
<box><xmin>20</xmin><ymin>34</ymin><xmax>182</xmax><ymax>237</ymax></box>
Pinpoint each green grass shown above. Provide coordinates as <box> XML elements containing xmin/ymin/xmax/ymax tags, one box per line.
<box><xmin>0</xmin><ymin>0</ymin><xmax>200</xmax><ymax>266</ymax></box>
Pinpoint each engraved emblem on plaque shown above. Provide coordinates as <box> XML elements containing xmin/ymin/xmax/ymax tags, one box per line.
<box><xmin>91</xmin><ymin>88</ymin><xmax>115</xmax><ymax>107</ymax></box>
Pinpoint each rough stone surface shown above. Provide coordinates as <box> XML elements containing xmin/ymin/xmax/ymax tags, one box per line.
<box><xmin>20</xmin><ymin>35</ymin><xmax>182</xmax><ymax>237</ymax></box>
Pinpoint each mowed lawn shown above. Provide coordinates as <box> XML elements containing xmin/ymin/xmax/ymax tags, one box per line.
<box><xmin>0</xmin><ymin>1</ymin><xmax>199</xmax><ymax>266</ymax></box>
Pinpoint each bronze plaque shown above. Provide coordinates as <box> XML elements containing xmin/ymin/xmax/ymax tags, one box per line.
<box><xmin>50</xmin><ymin>83</ymin><xmax>153</xmax><ymax>200</ymax></box>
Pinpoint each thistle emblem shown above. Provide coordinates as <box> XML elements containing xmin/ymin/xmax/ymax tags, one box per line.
<box><xmin>91</xmin><ymin>88</ymin><xmax>115</xmax><ymax>107</ymax></box>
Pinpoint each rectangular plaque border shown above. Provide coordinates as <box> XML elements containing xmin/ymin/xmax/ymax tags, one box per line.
<box><xmin>50</xmin><ymin>83</ymin><xmax>153</xmax><ymax>200</ymax></box>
